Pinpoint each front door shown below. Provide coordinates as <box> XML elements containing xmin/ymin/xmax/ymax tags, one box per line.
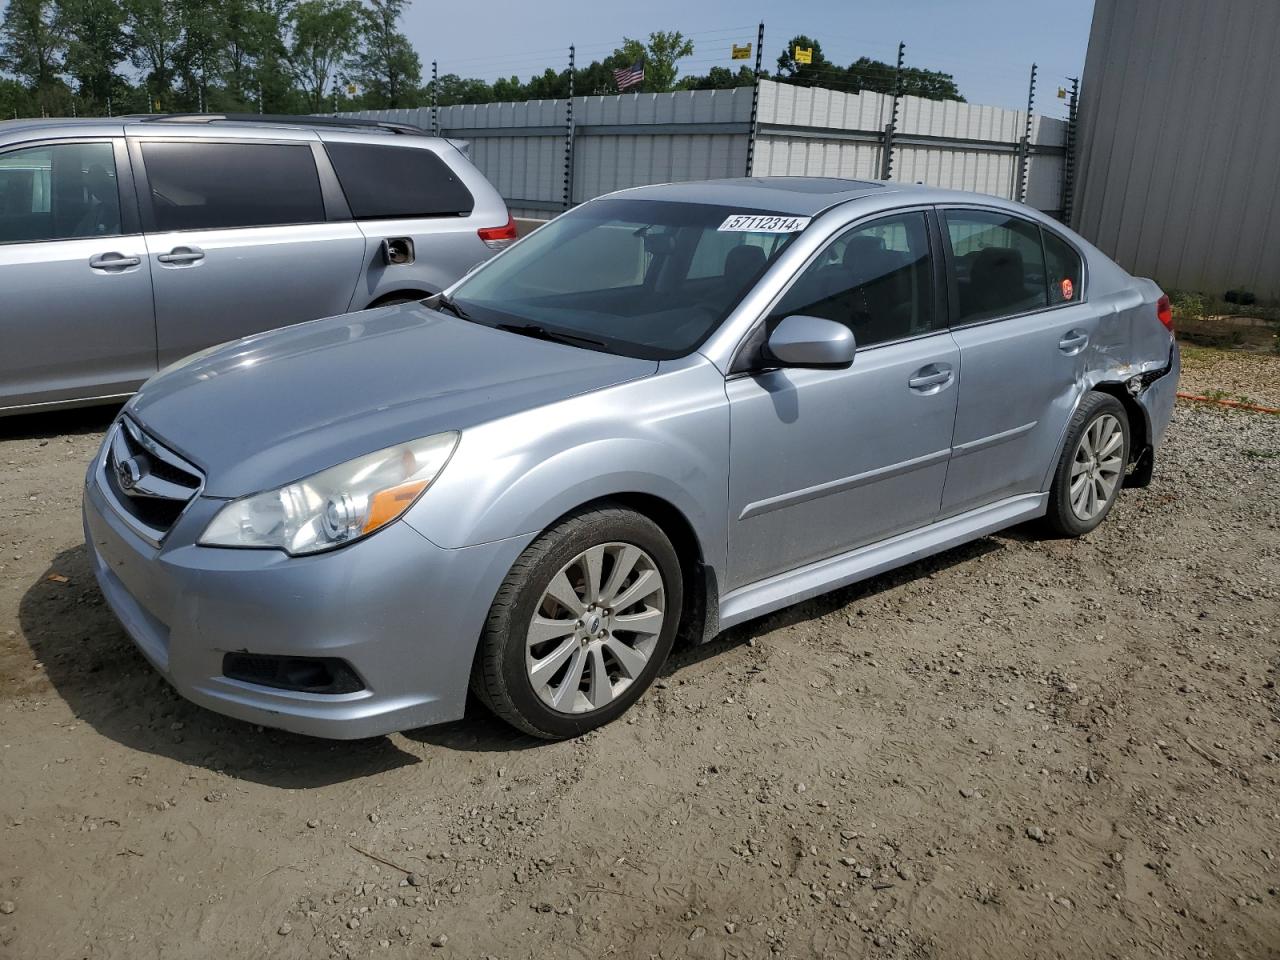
<box><xmin>726</xmin><ymin>210</ymin><xmax>959</xmax><ymax>590</ymax></box>
<box><xmin>131</xmin><ymin>137</ymin><xmax>365</xmax><ymax>367</ymax></box>
<box><xmin>0</xmin><ymin>139</ymin><xmax>155</xmax><ymax>410</ymax></box>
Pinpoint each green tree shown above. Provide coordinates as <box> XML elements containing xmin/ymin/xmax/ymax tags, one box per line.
<box><xmin>348</xmin><ymin>0</ymin><xmax>420</xmax><ymax>108</ymax></box>
<box><xmin>0</xmin><ymin>0</ymin><xmax>65</xmax><ymax>90</ymax></box>
<box><xmin>775</xmin><ymin>34</ymin><xmax>831</xmax><ymax>87</ymax></box>
<box><xmin>844</xmin><ymin>56</ymin><xmax>964</xmax><ymax>101</ymax></box>
<box><xmin>60</xmin><ymin>0</ymin><xmax>130</xmax><ymax>108</ymax></box>
<box><xmin>286</xmin><ymin>0</ymin><xmax>360</xmax><ymax>111</ymax></box>
<box><xmin>615</xmin><ymin>31</ymin><xmax>692</xmax><ymax>93</ymax></box>
<box><xmin>176</xmin><ymin>0</ymin><xmax>227</xmax><ymax>110</ymax></box>
<box><xmin>682</xmin><ymin>64</ymin><xmax>754</xmax><ymax>91</ymax></box>
<box><xmin>432</xmin><ymin>72</ymin><xmax>493</xmax><ymax>105</ymax></box>
<box><xmin>124</xmin><ymin>0</ymin><xmax>184</xmax><ymax>108</ymax></box>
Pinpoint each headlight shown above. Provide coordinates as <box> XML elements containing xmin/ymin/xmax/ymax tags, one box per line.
<box><xmin>199</xmin><ymin>432</ymin><xmax>458</xmax><ymax>555</ymax></box>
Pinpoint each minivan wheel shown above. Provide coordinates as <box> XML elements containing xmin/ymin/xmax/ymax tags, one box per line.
<box><xmin>1044</xmin><ymin>392</ymin><xmax>1130</xmax><ymax>537</ymax></box>
<box><xmin>471</xmin><ymin>506</ymin><xmax>683</xmax><ymax>739</ymax></box>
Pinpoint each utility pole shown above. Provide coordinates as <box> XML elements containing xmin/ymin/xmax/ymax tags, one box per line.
<box><xmin>745</xmin><ymin>20</ymin><xmax>764</xmax><ymax>177</ymax></box>
<box><xmin>879</xmin><ymin>41</ymin><xmax>905</xmax><ymax>181</ymax></box>
<box><xmin>1016</xmin><ymin>63</ymin><xmax>1038</xmax><ymax>203</ymax></box>
<box><xmin>430</xmin><ymin>60</ymin><xmax>439</xmax><ymax>135</ymax></box>
<box><xmin>563</xmin><ymin>44</ymin><xmax>576</xmax><ymax>209</ymax></box>
<box><xmin>1061</xmin><ymin>75</ymin><xmax>1080</xmax><ymax>223</ymax></box>
<box><xmin>258</xmin><ymin>83</ymin><xmax>264</xmax><ymax>114</ymax></box>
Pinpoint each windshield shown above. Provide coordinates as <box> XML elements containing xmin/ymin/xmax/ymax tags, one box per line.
<box><xmin>449</xmin><ymin>198</ymin><xmax>805</xmax><ymax>359</ymax></box>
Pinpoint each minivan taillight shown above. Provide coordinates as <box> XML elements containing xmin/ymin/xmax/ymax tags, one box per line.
<box><xmin>478</xmin><ymin>215</ymin><xmax>518</xmax><ymax>250</ymax></box>
<box><xmin>1156</xmin><ymin>294</ymin><xmax>1174</xmax><ymax>332</ymax></box>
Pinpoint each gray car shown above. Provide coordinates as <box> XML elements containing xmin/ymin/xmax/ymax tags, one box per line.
<box><xmin>0</xmin><ymin>113</ymin><xmax>512</xmax><ymax>415</ymax></box>
<box><xmin>82</xmin><ymin>177</ymin><xmax>1179</xmax><ymax>740</ymax></box>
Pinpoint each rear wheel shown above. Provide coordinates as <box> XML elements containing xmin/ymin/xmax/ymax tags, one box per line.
<box><xmin>471</xmin><ymin>506</ymin><xmax>682</xmax><ymax>739</ymax></box>
<box><xmin>1045</xmin><ymin>392</ymin><xmax>1129</xmax><ymax>537</ymax></box>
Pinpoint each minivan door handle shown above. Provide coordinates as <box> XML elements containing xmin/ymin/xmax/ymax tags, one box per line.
<box><xmin>1058</xmin><ymin>329</ymin><xmax>1089</xmax><ymax>354</ymax></box>
<box><xmin>157</xmin><ymin>246</ymin><xmax>205</xmax><ymax>265</ymax></box>
<box><xmin>907</xmin><ymin>364</ymin><xmax>954</xmax><ymax>393</ymax></box>
<box><xmin>89</xmin><ymin>252</ymin><xmax>141</xmax><ymax>270</ymax></box>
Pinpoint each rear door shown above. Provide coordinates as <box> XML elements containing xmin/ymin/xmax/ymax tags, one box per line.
<box><xmin>129</xmin><ymin>131</ymin><xmax>365</xmax><ymax>366</ymax></box>
<box><xmin>938</xmin><ymin>207</ymin><xmax>1095</xmax><ymax>515</ymax></box>
<box><xmin>0</xmin><ymin>137</ymin><xmax>155</xmax><ymax>410</ymax></box>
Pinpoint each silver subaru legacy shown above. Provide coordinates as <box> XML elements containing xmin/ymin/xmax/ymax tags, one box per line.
<box><xmin>82</xmin><ymin>177</ymin><xmax>1179</xmax><ymax>740</ymax></box>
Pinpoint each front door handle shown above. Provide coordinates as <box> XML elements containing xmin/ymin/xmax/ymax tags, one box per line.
<box><xmin>1058</xmin><ymin>329</ymin><xmax>1089</xmax><ymax>354</ymax></box>
<box><xmin>157</xmin><ymin>246</ymin><xmax>205</xmax><ymax>265</ymax></box>
<box><xmin>907</xmin><ymin>364</ymin><xmax>954</xmax><ymax>393</ymax></box>
<box><xmin>89</xmin><ymin>253</ymin><xmax>141</xmax><ymax>270</ymax></box>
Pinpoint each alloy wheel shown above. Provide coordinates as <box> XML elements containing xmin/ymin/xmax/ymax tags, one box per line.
<box><xmin>525</xmin><ymin>542</ymin><xmax>666</xmax><ymax>714</ymax></box>
<box><xmin>1069</xmin><ymin>413</ymin><xmax>1124</xmax><ymax>521</ymax></box>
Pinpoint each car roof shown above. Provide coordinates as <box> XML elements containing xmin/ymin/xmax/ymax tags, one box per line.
<box><xmin>0</xmin><ymin>114</ymin><xmax>431</xmax><ymax>143</ymax></box>
<box><xmin>608</xmin><ymin>177</ymin><xmax>898</xmax><ymax>216</ymax></box>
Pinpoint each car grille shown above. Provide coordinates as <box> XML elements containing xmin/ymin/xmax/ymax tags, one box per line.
<box><xmin>100</xmin><ymin>417</ymin><xmax>204</xmax><ymax>542</ymax></box>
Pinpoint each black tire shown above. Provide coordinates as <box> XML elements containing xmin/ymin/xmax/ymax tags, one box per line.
<box><xmin>471</xmin><ymin>505</ymin><xmax>683</xmax><ymax>739</ymax></box>
<box><xmin>1044</xmin><ymin>392</ymin><xmax>1130</xmax><ymax>537</ymax></box>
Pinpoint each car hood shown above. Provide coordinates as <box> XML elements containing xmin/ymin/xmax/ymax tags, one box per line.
<box><xmin>127</xmin><ymin>303</ymin><xmax>657</xmax><ymax>498</ymax></box>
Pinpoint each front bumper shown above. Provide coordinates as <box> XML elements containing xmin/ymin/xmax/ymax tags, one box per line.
<box><xmin>83</xmin><ymin>468</ymin><xmax>533</xmax><ymax>739</ymax></box>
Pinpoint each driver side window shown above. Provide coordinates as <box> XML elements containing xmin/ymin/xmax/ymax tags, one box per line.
<box><xmin>768</xmin><ymin>211</ymin><xmax>939</xmax><ymax>348</ymax></box>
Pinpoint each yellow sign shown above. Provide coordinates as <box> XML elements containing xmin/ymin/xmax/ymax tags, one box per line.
<box><xmin>347</xmin><ymin>83</ymin><xmax>357</xmax><ymax>94</ymax></box>
<box><xmin>794</xmin><ymin>46</ymin><xmax>813</xmax><ymax>65</ymax></box>
<box><xmin>1057</xmin><ymin>86</ymin><xmax>1067</xmax><ymax>99</ymax></box>
<box><xmin>732</xmin><ymin>42</ymin><xmax>752</xmax><ymax>60</ymax></box>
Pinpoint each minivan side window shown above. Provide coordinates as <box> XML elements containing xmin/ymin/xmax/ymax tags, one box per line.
<box><xmin>768</xmin><ymin>211</ymin><xmax>939</xmax><ymax>348</ymax></box>
<box><xmin>1043</xmin><ymin>229</ymin><xmax>1084</xmax><ymax>305</ymax></box>
<box><xmin>944</xmin><ymin>209</ymin><xmax>1049</xmax><ymax>324</ymax></box>
<box><xmin>325</xmin><ymin>142</ymin><xmax>475</xmax><ymax>219</ymax></box>
<box><xmin>140</xmin><ymin>141</ymin><xmax>325</xmax><ymax>232</ymax></box>
<box><xmin>0</xmin><ymin>142</ymin><xmax>119</xmax><ymax>244</ymax></box>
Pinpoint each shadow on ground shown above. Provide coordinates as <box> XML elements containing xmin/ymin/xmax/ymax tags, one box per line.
<box><xmin>20</xmin><ymin>525</ymin><xmax>1021</xmax><ymax>784</ymax></box>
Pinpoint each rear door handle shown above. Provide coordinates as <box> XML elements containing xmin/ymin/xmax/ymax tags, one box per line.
<box><xmin>907</xmin><ymin>364</ymin><xmax>954</xmax><ymax>393</ymax></box>
<box><xmin>157</xmin><ymin>246</ymin><xmax>205</xmax><ymax>265</ymax></box>
<box><xmin>1058</xmin><ymin>330</ymin><xmax>1089</xmax><ymax>354</ymax></box>
<box><xmin>89</xmin><ymin>253</ymin><xmax>140</xmax><ymax>270</ymax></box>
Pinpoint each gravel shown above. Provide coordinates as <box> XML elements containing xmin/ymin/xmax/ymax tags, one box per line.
<box><xmin>0</xmin><ymin>393</ymin><xmax>1276</xmax><ymax>959</ymax></box>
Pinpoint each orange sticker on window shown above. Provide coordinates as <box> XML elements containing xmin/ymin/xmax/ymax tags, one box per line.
<box><xmin>1061</xmin><ymin>278</ymin><xmax>1074</xmax><ymax>301</ymax></box>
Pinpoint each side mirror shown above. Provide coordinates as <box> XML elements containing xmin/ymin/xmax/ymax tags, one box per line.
<box><xmin>765</xmin><ymin>315</ymin><xmax>856</xmax><ymax>369</ymax></box>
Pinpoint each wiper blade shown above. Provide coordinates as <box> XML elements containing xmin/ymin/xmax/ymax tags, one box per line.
<box><xmin>428</xmin><ymin>293</ymin><xmax>471</xmax><ymax>321</ymax></box>
<box><xmin>495</xmin><ymin>322</ymin><xmax>606</xmax><ymax>349</ymax></box>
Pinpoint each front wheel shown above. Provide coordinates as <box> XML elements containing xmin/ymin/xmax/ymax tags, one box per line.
<box><xmin>1044</xmin><ymin>392</ymin><xmax>1130</xmax><ymax>537</ymax></box>
<box><xmin>471</xmin><ymin>506</ymin><xmax>683</xmax><ymax>739</ymax></box>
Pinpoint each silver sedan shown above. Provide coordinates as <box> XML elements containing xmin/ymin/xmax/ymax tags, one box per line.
<box><xmin>82</xmin><ymin>177</ymin><xmax>1179</xmax><ymax>740</ymax></box>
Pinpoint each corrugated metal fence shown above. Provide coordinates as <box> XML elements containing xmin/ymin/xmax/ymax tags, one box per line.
<box><xmin>349</xmin><ymin>79</ymin><xmax>1067</xmax><ymax>220</ymax></box>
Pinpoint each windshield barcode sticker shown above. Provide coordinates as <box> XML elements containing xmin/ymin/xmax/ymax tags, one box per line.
<box><xmin>718</xmin><ymin>214</ymin><xmax>811</xmax><ymax>233</ymax></box>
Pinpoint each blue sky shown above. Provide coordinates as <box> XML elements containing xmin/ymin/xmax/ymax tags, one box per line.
<box><xmin>402</xmin><ymin>0</ymin><xmax>1097</xmax><ymax>116</ymax></box>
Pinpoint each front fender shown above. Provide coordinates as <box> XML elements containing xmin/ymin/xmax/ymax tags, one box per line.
<box><xmin>402</xmin><ymin>359</ymin><xmax>731</xmax><ymax>575</ymax></box>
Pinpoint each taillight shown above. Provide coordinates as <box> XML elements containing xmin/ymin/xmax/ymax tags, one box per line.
<box><xmin>1156</xmin><ymin>294</ymin><xmax>1174</xmax><ymax>332</ymax></box>
<box><xmin>478</xmin><ymin>215</ymin><xmax>518</xmax><ymax>250</ymax></box>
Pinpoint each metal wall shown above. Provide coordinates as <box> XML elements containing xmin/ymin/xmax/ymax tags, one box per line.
<box><xmin>349</xmin><ymin>79</ymin><xmax>1067</xmax><ymax>221</ymax></box>
<box><xmin>1073</xmin><ymin>0</ymin><xmax>1280</xmax><ymax>298</ymax></box>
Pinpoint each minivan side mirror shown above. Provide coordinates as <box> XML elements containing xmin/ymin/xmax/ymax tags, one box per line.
<box><xmin>765</xmin><ymin>315</ymin><xmax>856</xmax><ymax>369</ymax></box>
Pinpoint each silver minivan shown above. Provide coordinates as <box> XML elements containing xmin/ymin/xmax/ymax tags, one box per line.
<box><xmin>0</xmin><ymin>113</ymin><xmax>512</xmax><ymax>415</ymax></box>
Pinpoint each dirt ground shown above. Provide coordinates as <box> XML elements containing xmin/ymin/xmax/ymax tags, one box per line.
<box><xmin>1</xmin><ymin>353</ymin><xmax>1278</xmax><ymax>960</ymax></box>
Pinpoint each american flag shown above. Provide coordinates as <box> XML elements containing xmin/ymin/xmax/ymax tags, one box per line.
<box><xmin>613</xmin><ymin>60</ymin><xmax>644</xmax><ymax>91</ymax></box>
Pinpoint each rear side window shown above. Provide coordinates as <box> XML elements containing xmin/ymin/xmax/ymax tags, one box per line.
<box><xmin>141</xmin><ymin>141</ymin><xmax>324</xmax><ymax>231</ymax></box>
<box><xmin>326</xmin><ymin>142</ymin><xmax>474</xmax><ymax>219</ymax></box>
<box><xmin>945</xmin><ymin>210</ymin><xmax>1048</xmax><ymax>324</ymax></box>
<box><xmin>0</xmin><ymin>142</ymin><xmax>119</xmax><ymax>243</ymax></box>
<box><xmin>1043</xmin><ymin>229</ymin><xmax>1084</xmax><ymax>305</ymax></box>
